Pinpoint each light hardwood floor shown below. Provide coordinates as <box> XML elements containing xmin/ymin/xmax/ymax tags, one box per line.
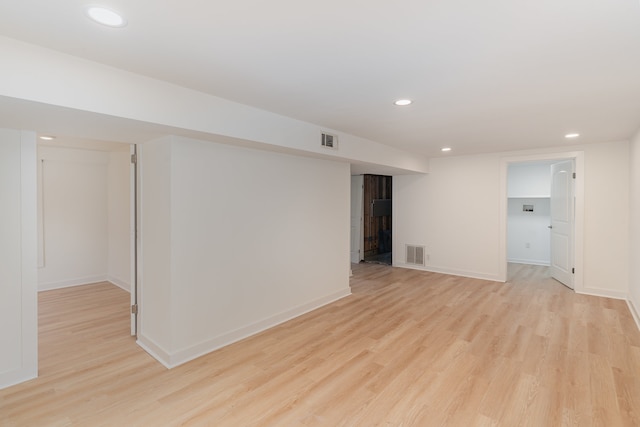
<box><xmin>2</xmin><ymin>264</ymin><xmax>640</xmax><ymax>426</ymax></box>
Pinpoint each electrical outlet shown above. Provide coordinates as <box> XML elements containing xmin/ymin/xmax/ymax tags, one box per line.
<box><xmin>525</xmin><ymin>243</ymin><xmax>530</xmax><ymax>249</ymax></box>
<box><xmin>426</xmin><ymin>254</ymin><xmax>430</xmax><ymax>261</ymax></box>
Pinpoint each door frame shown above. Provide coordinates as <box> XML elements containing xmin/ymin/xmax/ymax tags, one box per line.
<box><xmin>499</xmin><ymin>151</ymin><xmax>584</xmax><ymax>291</ymax></box>
<box><xmin>130</xmin><ymin>144</ymin><xmax>139</xmax><ymax>335</ymax></box>
<box><xmin>350</xmin><ymin>175</ymin><xmax>364</xmax><ymax>264</ymax></box>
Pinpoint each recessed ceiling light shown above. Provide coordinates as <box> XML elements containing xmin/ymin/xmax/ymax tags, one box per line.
<box><xmin>39</xmin><ymin>136</ymin><xmax>56</xmax><ymax>141</ymax></box>
<box><xmin>565</xmin><ymin>133</ymin><xmax>580</xmax><ymax>139</ymax></box>
<box><xmin>441</xmin><ymin>147</ymin><xmax>452</xmax><ymax>152</ymax></box>
<box><xmin>86</xmin><ymin>6</ymin><xmax>127</xmax><ymax>27</ymax></box>
<box><xmin>394</xmin><ymin>99</ymin><xmax>412</xmax><ymax>106</ymax></box>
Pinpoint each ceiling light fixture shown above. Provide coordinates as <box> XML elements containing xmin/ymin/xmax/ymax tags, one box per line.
<box><xmin>565</xmin><ymin>133</ymin><xmax>580</xmax><ymax>139</ymax></box>
<box><xmin>39</xmin><ymin>136</ymin><xmax>56</xmax><ymax>141</ymax></box>
<box><xmin>441</xmin><ymin>147</ymin><xmax>452</xmax><ymax>152</ymax></box>
<box><xmin>394</xmin><ymin>99</ymin><xmax>412</xmax><ymax>106</ymax></box>
<box><xmin>85</xmin><ymin>6</ymin><xmax>127</xmax><ymax>27</ymax></box>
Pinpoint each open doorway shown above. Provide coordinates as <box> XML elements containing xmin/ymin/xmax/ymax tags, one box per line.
<box><xmin>505</xmin><ymin>155</ymin><xmax>581</xmax><ymax>290</ymax></box>
<box><xmin>36</xmin><ymin>139</ymin><xmax>137</xmax><ymax>365</ymax></box>
<box><xmin>350</xmin><ymin>174</ymin><xmax>393</xmax><ymax>266</ymax></box>
<box><xmin>362</xmin><ymin>174</ymin><xmax>392</xmax><ymax>265</ymax></box>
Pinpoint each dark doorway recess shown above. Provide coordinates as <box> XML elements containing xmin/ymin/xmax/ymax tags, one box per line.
<box><xmin>363</xmin><ymin>174</ymin><xmax>392</xmax><ymax>265</ymax></box>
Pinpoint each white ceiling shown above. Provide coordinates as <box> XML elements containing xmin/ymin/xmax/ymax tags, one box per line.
<box><xmin>1</xmin><ymin>0</ymin><xmax>640</xmax><ymax>157</ymax></box>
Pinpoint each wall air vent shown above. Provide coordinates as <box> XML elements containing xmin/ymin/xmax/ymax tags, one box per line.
<box><xmin>405</xmin><ymin>244</ymin><xmax>425</xmax><ymax>266</ymax></box>
<box><xmin>321</xmin><ymin>132</ymin><xmax>338</xmax><ymax>150</ymax></box>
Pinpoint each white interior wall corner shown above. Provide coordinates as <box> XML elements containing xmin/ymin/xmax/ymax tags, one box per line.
<box><xmin>0</xmin><ymin>129</ymin><xmax>37</xmax><ymax>389</ymax></box>
<box><xmin>137</xmin><ymin>135</ymin><xmax>351</xmax><ymax>367</ymax></box>
<box><xmin>107</xmin><ymin>150</ymin><xmax>132</xmax><ymax>291</ymax></box>
<box><xmin>628</xmin><ymin>128</ymin><xmax>640</xmax><ymax>324</ymax></box>
<box><xmin>394</xmin><ymin>143</ymin><xmax>628</xmax><ymax>294</ymax></box>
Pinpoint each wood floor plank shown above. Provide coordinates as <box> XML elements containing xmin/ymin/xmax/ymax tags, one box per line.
<box><xmin>2</xmin><ymin>265</ymin><xmax>640</xmax><ymax>426</ymax></box>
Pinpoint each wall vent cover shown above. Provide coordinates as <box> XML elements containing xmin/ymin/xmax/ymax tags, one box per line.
<box><xmin>321</xmin><ymin>132</ymin><xmax>338</xmax><ymax>149</ymax></box>
<box><xmin>405</xmin><ymin>244</ymin><xmax>425</xmax><ymax>266</ymax></box>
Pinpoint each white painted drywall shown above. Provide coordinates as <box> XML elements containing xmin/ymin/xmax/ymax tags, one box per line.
<box><xmin>137</xmin><ymin>136</ymin><xmax>351</xmax><ymax>367</ymax></box>
<box><xmin>0</xmin><ymin>129</ymin><xmax>37</xmax><ymax>389</ymax></box>
<box><xmin>507</xmin><ymin>198</ymin><xmax>550</xmax><ymax>265</ymax></box>
<box><xmin>37</xmin><ymin>147</ymin><xmax>109</xmax><ymax>290</ymax></box>
<box><xmin>630</xmin><ymin>128</ymin><xmax>640</xmax><ymax>317</ymax></box>
<box><xmin>507</xmin><ymin>162</ymin><xmax>552</xmax><ymax>197</ymax></box>
<box><xmin>507</xmin><ymin>162</ymin><xmax>551</xmax><ymax>197</ymax></box>
<box><xmin>37</xmin><ymin>146</ymin><xmax>131</xmax><ymax>291</ymax></box>
<box><xmin>394</xmin><ymin>140</ymin><xmax>630</xmax><ymax>298</ymax></box>
<box><xmin>582</xmin><ymin>141</ymin><xmax>629</xmax><ymax>297</ymax></box>
<box><xmin>394</xmin><ymin>154</ymin><xmax>502</xmax><ymax>280</ymax></box>
<box><xmin>107</xmin><ymin>150</ymin><xmax>131</xmax><ymax>291</ymax></box>
<box><xmin>507</xmin><ymin>162</ymin><xmax>552</xmax><ymax>265</ymax></box>
<box><xmin>137</xmin><ymin>137</ymin><xmax>173</xmax><ymax>359</ymax></box>
<box><xmin>0</xmin><ymin>36</ymin><xmax>428</xmax><ymax>175</ymax></box>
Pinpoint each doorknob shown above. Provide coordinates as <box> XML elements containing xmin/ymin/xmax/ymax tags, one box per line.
<box><xmin>548</xmin><ymin>225</ymin><xmax>553</xmax><ymax>229</ymax></box>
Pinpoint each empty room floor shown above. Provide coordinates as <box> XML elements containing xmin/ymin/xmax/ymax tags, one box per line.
<box><xmin>2</xmin><ymin>264</ymin><xmax>639</xmax><ymax>426</ymax></box>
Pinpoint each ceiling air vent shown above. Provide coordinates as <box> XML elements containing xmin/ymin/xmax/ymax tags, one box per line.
<box><xmin>406</xmin><ymin>244</ymin><xmax>425</xmax><ymax>266</ymax></box>
<box><xmin>321</xmin><ymin>132</ymin><xmax>338</xmax><ymax>150</ymax></box>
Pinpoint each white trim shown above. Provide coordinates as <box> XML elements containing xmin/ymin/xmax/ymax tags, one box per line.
<box><xmin>507</xmin><ymin>259</ymin><xmax>550</xmax><ymax>267</ymax></box>
<box><xmin>136</xmin><ymin>335</ymin><xmax>171</xmax><ymax>369</ymax></box>
<box><xmin>627</xmin><ymin>298</ymin><xmax>640</xmax><ymax>331</ymax></box>
<box><xmin>130</xmin><ymin>143</ymin><xmax>138</xmax><ymax>336</ymax></box>
<box><xmin>106</xmin><ymin>275</ymin><xmax>131</xmax><ymax>293</ymax></box>
<box><xmin>38</xmin><ymin>275</ymin><xmax>108</xmax><ymax>291</ymax></box>
<box><xmin>576</xmin><ymin>288</ymin><xmax>628</xmax><ymax>300</ymax></box>
<box><xmin>395</xmin><ymin>262</ymin><xmax>503</xmax><ymax>282</ymax></box>
<box><xmin>38</xmin><ymin>275</ymin><xmax>131</xmax><ymax>292</ymax></box>
<box><xmin>138</xmin><ymin>289</ymin><xmax>351</xmax><ymax>369</ymax></box>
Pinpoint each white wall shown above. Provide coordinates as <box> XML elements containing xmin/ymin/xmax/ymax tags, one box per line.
<box><xmin>394</xmin><ymin>154</ymin><xmax>502</xmax><ymax>280</ymax></box>
<box><xmin>138</xmin><ymin>136</ymin><xmax>351</xmax><ymax>367</ymax></box>
<box><xmin>507</xmin><ymin>162</ymin><xmax>551</xmax><ymax>197</ymax></box>
<box><xmin>628</xmin><ymin>129</ymin><xmax>640</xmax><ymax>318</ymax></box>
<box><xmin>507</xmin><ymin>162</ymin><xmax>552</xmax><ymax>265</ymax></box>
<box><xmin>108</xmin><ymin>151</ymin><xmax>131</xmax><ymax>290</ymax></box>
<box><xmin>507</xmin><ymin>198</ymin><xmax>550</xmax><ymax>265</ymax></box>
<box><xmin>138</xmin><ymin>137</ymin><xmax>173</xmax><ymax>359</ymax></box>
<box><xmin>0</xmin><ymin>129</ymin><xmax>37</xmax><ymax>389</ymax></box>
<box><xmin>582</xmin><ymin>141</ymin><xmax>629</xmax><ymax>297</ymax></box>
<box><xmin>37</xmin><ymin>147</ymin><xmax>109</xmax><ymax>289</ymax></box>
<box><xmin>394</xmin><ymin>140</ymin><xmax>630</xmax><ymax>298</ymax></box>
<box><xmin>37</xmin><ymin>146</ymin><xmax>130</xmax><ymax>291</ymax></box>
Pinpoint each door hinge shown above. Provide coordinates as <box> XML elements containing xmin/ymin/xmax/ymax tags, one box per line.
<box><xmin>131</xmin><ymin>153</ymin><xmax>137</xmax><ymax>164</ymax></box>
<box><xmin>572</xmin><ymin>172</ymin><xmax>576</xmax><ymax>179</ymax></box>
<box><xmin>572</xmin><ymin>268</ymin><xmax>575</xmax><ymax>274</ymax></box>
<box><xmin>131</xmin><ymin>304</ymin><xmax>138</xmax><ymax>315</ymax></box>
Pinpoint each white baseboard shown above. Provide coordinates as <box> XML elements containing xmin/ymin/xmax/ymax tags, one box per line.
<box><xmin>507</xmin><ymin>258</ymin><xmax>550</xmax><ymax>266</ymax></box>
<box><xmin>0</xmin><ymin>367</ymin><xmax>37</xmax><ymax>391</ymax></box>
<box><xmin>577</xmin><ymin>287</ymin><xmax>629</xmax><ymax>300</ymax></box>
<box><xmin>137</xmin><ymin>288</ymin><xmax>351</xmax><ymax>369</ymax></box>
<box><xmin>394</xmin><ymin>262</ymin><xmax>503</xmax><ymax>282</ymax></box>
<box><xmin>38</xmin><ymin>274</ymin><xmax>108</xmax><ymax>291</ymax></box>
<box><xmin>106</xmin><ymin>275</ymin><xmax>131</xmax><ymax>293</ymax></box>
<box><xmin>628</xmin><ymin>297</ymin><xmax>640</xmax><ymax>331</ymax></box>
<box><xmin>136</xmin><ymin>335</ymin><xmax>172</xmax><ymax>369</ymax></box>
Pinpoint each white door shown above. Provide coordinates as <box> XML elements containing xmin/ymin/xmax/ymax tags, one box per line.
<box><xmin>130</xmin><ymin>144</ymin><xmax>138</xmax><ymax>335</ymax></box>
<box><xmin>550</xmin><ymin>160</ymin><xmax>574</xmax><ymax>289</ymax></box>
<box><xmin>350</xmin><ymin>175</ymin><xmax>364</xmax><ymax>264</ymax></box>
